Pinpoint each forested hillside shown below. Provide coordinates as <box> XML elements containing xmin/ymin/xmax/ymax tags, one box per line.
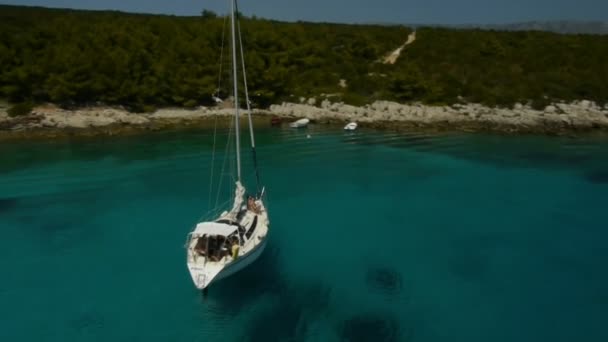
<box><xmin>1</xmin><ymin>5</ymin><xmax>607</xmax><ymax>112</ymax></box>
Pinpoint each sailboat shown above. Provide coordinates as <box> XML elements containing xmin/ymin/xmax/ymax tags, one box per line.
<box><xmin>185</xmin><ymin>0</ymin><xmax>270</xmax><ymax>290</ymax></box>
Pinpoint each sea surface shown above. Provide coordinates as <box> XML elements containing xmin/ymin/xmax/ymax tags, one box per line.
<box><xmin>1</xmin><ymin>124</ymin><xmax>608</xmax><ymax>342</ymax></box>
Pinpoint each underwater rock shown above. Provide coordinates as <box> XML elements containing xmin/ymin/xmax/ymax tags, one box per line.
<box><xmin>69</xmin><ymin>311</ymin><xmax>105</xmax><ymax>333</ymax></box>
<box><xmin>562</xmin><ymin>154</ymin><xmax>591</xmax><ymax>164</ymax></box>
<box><xmin>448</xmin><ymin>232</ymin><xmax>517</xmax><ymax>282</ymax></box>
<box><xmin>246</xmin><ymin>300</ymin><xmax>303</xmax><ymax>342</ymax></box>
<box><xmin>519</xmin><ymin>151</ymin><xmax>591</xmax><ymax>166</ymax></box>
<box><xmin>449</xmin><ymin>250</ymin><xmax>489</xmax><ymax>281</ymax></box>
<box><xmin>518</xmin><ymin>151</ymin><xmax>557</xmax><ymax>163</ymax></box>
<box><xmin>584</xmin><ymin>170</ymin><xmax>608</xmax><ymax>184</ymax></box>
<box><xmin>340</xmin><ymin>312</ymin><xmax>402</xmax><ymax>342</ymax></box>
<box><xmin>366</xmin><ymin>267</ymin><xmax>403</xmax><ymax>296</ymax></box>
<box><xmin>244</xmin><ymin>282</ymin><xmax>331</xmax><ymax>342</ymax></box>
<box><xmin>0</xmin><ymin>197</ymin><xmax>18</xmax><ymax>213</ymax></box>
<box><xmin>41</xmin><ymin>221</ymin><xmax>75</xmax><ymax>233</ymax></box>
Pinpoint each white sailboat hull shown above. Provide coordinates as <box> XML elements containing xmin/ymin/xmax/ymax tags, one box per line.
<box><xmin>186</xmin><ymin>199</ymin><xmax>270</xmax><ymax>290</ymax></box>
<box><xmin>210</xmin><ymin>238</ymin><xmax>266</xmax><ymax>283</ymax></box>
<box><xmin>187</xmin><ymin>237</ymin><xmax>267</xmax><ymax>289</ymax></box>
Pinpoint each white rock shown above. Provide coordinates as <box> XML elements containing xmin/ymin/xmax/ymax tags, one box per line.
<box><xmin>93</xmin><ymin>116</ymin><xmax>117</xmax><ymax>126</ymax></box>
<box><xmin>120</xmin><ymin>115</ymin><xmax>150</xmax><ymax>125</ymax></box>
<box><xmin>556</xmin><ymin>114</ymin><xmax>569</xmax><ymax>124</ymax></box>
<box><xmin>41</xmin><ymin>118</ymin><xmax>57</xmax><ymax>127</ymax></box>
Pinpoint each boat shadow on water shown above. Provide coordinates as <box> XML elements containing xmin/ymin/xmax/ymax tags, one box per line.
<box><xmin>68</xmin><ymin>311</ymin><xmax>106</xmax><ymax>337</ymax></box>
<box><xmin>0</xmin><ymin>197</ymin><xmax>19</xmax><ymax>213</ymax></box>
<box><xmin>340</xmin><ymin>311</ymin><xmax>412</xmax><ymax>342</ymax></box>
<box><xmin>198</xmin><ymin>244</ymin><xmax>332</xmax><ymax>341</ymax></box>
<box><xmin>200</xmin><ymin>245</ymin><xmax>285</xmax><ymax>313</ymax></box>
<box><xmin>201</xmin><ymin>246</ymin><xmax>414</xmax><ymax>341</ymax></box>
<box><xmin>192</xmin><ymin>248</ymin><xmax>422</xmax><ymax>342</ymax></box>
<box><xmin>584</xmin><ymin>169</ymin><xmax>608</xmax><ymax>184</ymax></box>
<box><xmin>365</xmin><ymin>266</ymin><xmax>408</xmax><ymax>299</ymax></box>
<box><xmin>242</xmin><ymin>281</ymin><xmax>332</xmax><ymax>342</ymax></box>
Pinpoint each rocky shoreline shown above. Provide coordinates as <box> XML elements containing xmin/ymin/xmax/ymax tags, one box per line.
<box><xmin>1</xmin><ymin>100</ymin><xmax>608</xmax><ymax>140</ymax></box>
<box><xmin>271</xmin><ymin>99</ymin><xmax>608</xmax><ymax>133</ymax></box>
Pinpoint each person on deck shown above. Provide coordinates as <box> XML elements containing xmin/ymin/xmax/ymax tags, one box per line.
<box><xmin>231</xmin><ymin>237</ymin><xmax>240</xmax><ymax>260</ymax></box>
<box><xmin>195</xmin><ymin>234</ymin><xmax>208</xmax><ymax>256</ymax></box>
<box><xmin>247</xmin><ymin>195</ymin><xmax>258</xmax><ymax>213</ymax></box>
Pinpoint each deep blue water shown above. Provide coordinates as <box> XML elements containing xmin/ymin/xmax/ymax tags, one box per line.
<box><xmin>1</xmin><ymin>125</ymin><xmax>608</xmax><ymax>342</ymax></box>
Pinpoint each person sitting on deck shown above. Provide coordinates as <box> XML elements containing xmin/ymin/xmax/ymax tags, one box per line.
<box><xmin>208</xmin><ymin>235</ymin><xmax>220</xmax><ymax>261</ymax></box>
<box><xmin>194</xmin><ymin>234</ymin><xmax>207</xmax><ymax>256</ymax></box>
<box><xmin>247</xmin><ymin>195</ymin><xmax>260</xmax><ymax>214</ymax></box>
<box><xmin>219</xmin><ymin>237</ymin><xmax>230</xmax><ymax>259</ymax></box>
<box><xmin>231</xmin><ymin>237</ymin><xmax>240</xmax><ymax>260</ymax></box>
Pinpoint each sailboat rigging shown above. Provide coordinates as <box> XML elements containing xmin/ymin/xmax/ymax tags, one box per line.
<box><xmin>185</xmin><ymin>0</ymin><xmax>270</xmax><ymax>290</ymax></box>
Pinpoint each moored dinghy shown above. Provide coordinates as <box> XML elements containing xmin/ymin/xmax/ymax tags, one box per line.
<box><xmin>290</xmin><ymin>118</ymin><xmax>310</xmax><ymax>128</ymax></box>
<box><xmin>344</xmin><ymin>122</ymin><xmax>358</xmax><ymax>131</ymax></box>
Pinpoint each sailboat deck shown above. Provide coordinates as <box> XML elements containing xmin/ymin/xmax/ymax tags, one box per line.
<box><xmin>187</xmin><ymin>208</ymin><xmax>268</xmax><ymax>266</ymax></box>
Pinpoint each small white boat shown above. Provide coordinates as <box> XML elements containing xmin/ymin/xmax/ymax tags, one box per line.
<box><xmin>290</xmin><ymin>118</ymin><xmax>310</xmax><ymax>128</ymax></box>
<box><xmin>344</xmin><ymin>122</ymin><xmax>358</xmax><ymax>131</ymax></box>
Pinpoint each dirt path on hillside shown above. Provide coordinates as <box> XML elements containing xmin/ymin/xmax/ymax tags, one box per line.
<box><xmin>383</xmin><ymin>31</ymin><xmax>417</xmax><ymax>64</ymax></box>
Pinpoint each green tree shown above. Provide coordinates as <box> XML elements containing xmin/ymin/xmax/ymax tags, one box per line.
<box><xmin>201</xmin><ymin>10</ymin><xmax>217</xmax><ymax>19</ymax></box>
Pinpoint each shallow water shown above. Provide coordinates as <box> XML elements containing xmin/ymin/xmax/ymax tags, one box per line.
<box><xmin>1</xmin><ymin>125</ymin><xmax>607</xmax><ymax>341</ymax></box>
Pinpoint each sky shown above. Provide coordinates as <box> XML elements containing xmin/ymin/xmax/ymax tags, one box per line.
<box><xmin>1</xmin><ymin>0</ymin><xmax>607</xmax><ymax>25</ymax></box>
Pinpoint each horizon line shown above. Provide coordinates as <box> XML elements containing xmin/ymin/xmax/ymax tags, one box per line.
<box><xmin>2</xmin><ymin>3</ymin><xmax>607</xmax><ymax>27</ymax></box>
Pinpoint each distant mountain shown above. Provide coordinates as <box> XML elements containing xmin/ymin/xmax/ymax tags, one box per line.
<box><xmin>403</xmin><ymin>21</ymin><xmax>608</xmax><ymax>35</ymax></box>
<box><xmin>467</xmin><ymin>21</ymin><xmax>608</xmax><ymax>35</ymax></box>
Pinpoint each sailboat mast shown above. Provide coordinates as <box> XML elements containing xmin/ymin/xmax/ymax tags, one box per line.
<box><xmin>230</xmin><ymin>0</ymin><xmax>242</xmax><ymax>181</ymax></box>
<box><xmin>235</xmin><ymin>0</ymin><xmax>261</xmax><ymax>195</ymax></box>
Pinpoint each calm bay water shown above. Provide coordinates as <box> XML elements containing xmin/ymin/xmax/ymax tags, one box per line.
<box><xmin>1</xmin><ymin>125</ymin><xmax>608</xmax><ymax>342</ymax></box>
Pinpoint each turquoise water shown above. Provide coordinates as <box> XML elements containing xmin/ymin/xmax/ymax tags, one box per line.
<box><xmin>1</xmin><ymin>125</ymin><xmax>608</xmax><ymax>342</ymax></box>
